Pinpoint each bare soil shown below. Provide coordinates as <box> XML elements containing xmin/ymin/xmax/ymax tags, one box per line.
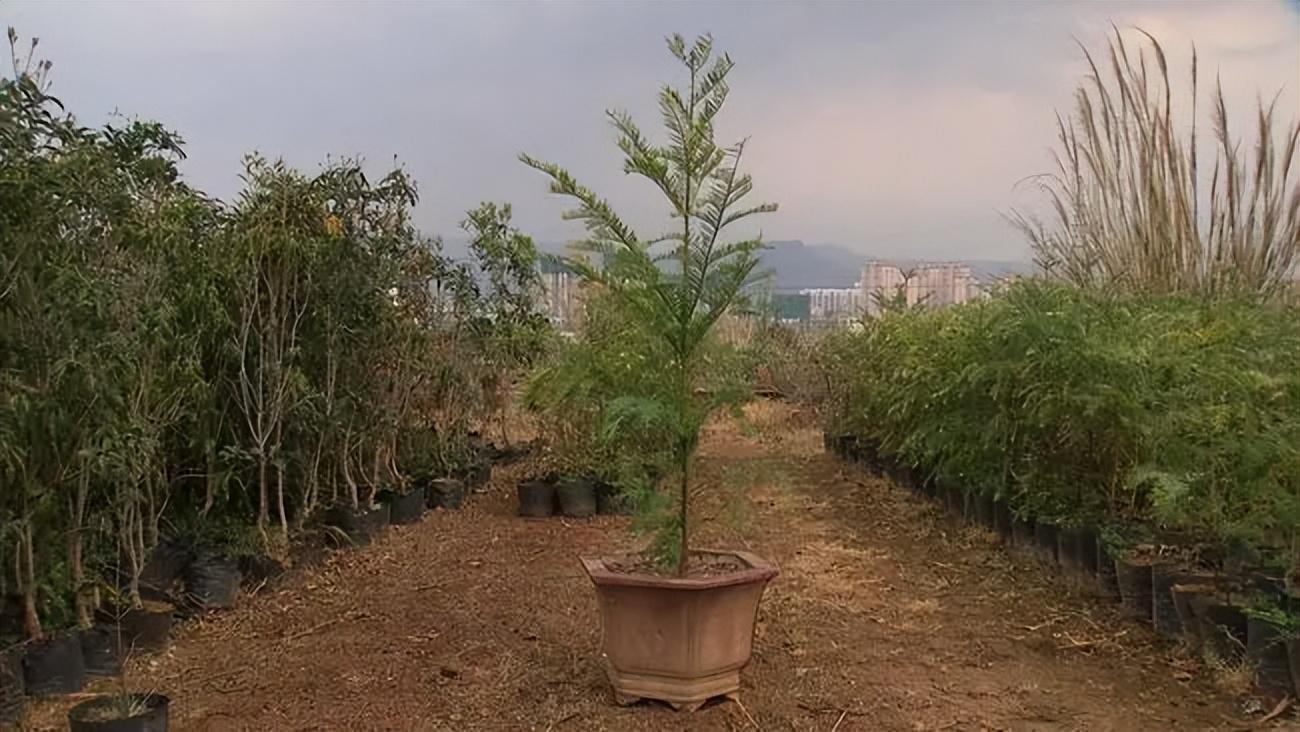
<box><xmin>606</xmin><ymin>552</ymin><xmax>747</xmax><ymax>578</ymax></box>
<box><xmin>26</xmin><ymin>403</ymin><xmax>1287</xmax><ymax>730</ymax></box>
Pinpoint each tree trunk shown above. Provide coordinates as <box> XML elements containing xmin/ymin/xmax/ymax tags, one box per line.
<box><xmin>257</xmin><ymin>453</ymin><xmax>270</xmax><ymax>537</ymax></box>
<box><xmin>276</xmin><ymin>459</ymin><xmax>289</xmax><ymax>545</ymax></box>
<box><xmin>70</xmin><ymin>473</ymin><xmax>91</xmax><ymax>628</ymax></box>
<box><xmin>677</xmin><ymin>450</ymin><xmax>690</xmax><ymax>578</ymax></box>
<box><xmin>20</xmin><ymin>524</ymin><xmax>41</xmax><ymax>639</ymax></box>
<box><xmin>202</xmin><ymin>434</ymin><xmax>217</xmax><ymax>516</ymax></box>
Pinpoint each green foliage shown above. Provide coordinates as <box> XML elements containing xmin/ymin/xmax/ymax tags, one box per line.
<box><xmin>461</xmin><ymin>202</ymin><xmax>553</xmax><ymax>445</ymax></box>
<box><xmin>522</xmin><ymin>34</ymin><xmax>776</xmax><ymax>574</ymax></box>
<box><xmin>0</xmin><ymin>30</ymin><xmax>545</xmax><ymax>637</ymax></box>
<box><xmin>821</xmin><ymin>280</ymin><xmax>1300</xmax><ymax>573</ymax></box>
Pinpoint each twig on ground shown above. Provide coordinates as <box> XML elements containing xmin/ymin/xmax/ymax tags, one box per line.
<box><xmin>201</xmin><ymin>667</ymin><xmax>250</xmax><ymax>685</ymax></box>
<box><xmin>830</xmin><ymin>710</ymin><xmax>847</xmax><ymax>731</ymax></box>
<box><xmin>282</xmin><ymin>610</ymin><xmax>371</xmax><ymax>641</ymax></box>
<box><xmin>1257</xmin><ymin>697</ymin><xmax>1292</xmax><ymax>725</ymax></box>
<box><xmin>735</xmin><ymin>697</ymin><xmax>761</xmax><ymax>729</ymax></box>
<box><xmin>544</xmin><ymin>711</ymin><xmax>579</xmax><ymax>730</ymax></box>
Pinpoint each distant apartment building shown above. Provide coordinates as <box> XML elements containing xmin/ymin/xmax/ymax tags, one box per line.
<box><xmin>799</xmin><ymin>287</ymin><xmax>866</xmax><ymax>322</ymax></box>
<box><xmin>538</xmin><ymin>260</ymin><xmax>585</xmax><ymax>331</ymax></box>
<box><xmin>860</xmin><ymin>260</ymin><xmax>973</xmax><ymax>315</ymax></box>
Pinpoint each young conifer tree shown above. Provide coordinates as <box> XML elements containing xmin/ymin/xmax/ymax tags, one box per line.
<box><xmin>522</xmin><ymin>33</ymin><xmax>776</xmax><ymax>576</ymax></box>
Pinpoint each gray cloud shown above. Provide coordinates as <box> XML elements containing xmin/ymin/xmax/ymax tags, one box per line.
<box><xmin>7</xmin><ymin>0</ymin><xmax>1297</xmax><ymax>261</ymax></box>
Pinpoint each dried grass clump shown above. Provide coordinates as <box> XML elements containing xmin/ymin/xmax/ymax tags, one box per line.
<box><xmin>1011</xmin><ymin>27</ymin><xmax>1300</xmax><ymax>300</ymax></box>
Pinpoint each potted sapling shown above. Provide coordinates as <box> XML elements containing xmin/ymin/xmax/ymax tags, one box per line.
<box><xmin>523</xmin><ymin>33</ymin><xmax>779</xmax><ymax>711</ymax></box>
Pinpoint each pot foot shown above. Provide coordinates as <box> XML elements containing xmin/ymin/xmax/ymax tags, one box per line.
<box><xmin>612</xmin><ymin>690</ymin><xmax>641</xmax><ymax>707</ymax></box>
<box><xmin>606</xmin><ymin>663</ymin><xmax>742</xmax><ymax>712</ymax></box>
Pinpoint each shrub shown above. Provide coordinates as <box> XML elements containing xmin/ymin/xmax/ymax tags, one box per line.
<box><xmin>821</xmin><ymin>280</ymin><xmax>1300</xmax><ymax>573</ymax></box>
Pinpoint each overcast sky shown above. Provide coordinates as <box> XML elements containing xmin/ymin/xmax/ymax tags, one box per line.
<box><xmin>6</xmin><ymin>0</ymin><xmax>1298</xmax><ymax>261</ymax></box>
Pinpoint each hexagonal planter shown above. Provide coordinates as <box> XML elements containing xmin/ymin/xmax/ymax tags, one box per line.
<box><xmin>581</xmin><ymin>550</ymin><xmax>777</xmax><ymax>712</ymax></box>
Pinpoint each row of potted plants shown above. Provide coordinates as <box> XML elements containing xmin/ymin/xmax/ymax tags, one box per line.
<box><xmin>2</xmin><ymin>29</ymin><xmax>553</xmax><ymax>731</ymax></box>
<box><xmin>516</xmin><ymin>473</ymin><xmax>639</xmax><ymax>518</ymax></box>
<box><xmin>828</xmin><ymin>433</ymin><xmax>1300</xmax><ymax>702</ymax></box>
<box><xmin>0</xmin><ymin>452</ymin><xmax>494</xmax><ymax>730</ymax></box>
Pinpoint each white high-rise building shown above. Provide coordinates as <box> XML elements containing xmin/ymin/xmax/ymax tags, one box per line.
<box><xmin>799</xmin><ymin>287</ymin><xmax>866</xmax><ymax>322</ymax></box>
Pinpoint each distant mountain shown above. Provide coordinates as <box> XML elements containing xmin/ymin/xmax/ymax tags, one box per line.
<box><xmin>757</xmin><ymin>240</ymin><xmax>863</xmax><ymax>290</ymax></box>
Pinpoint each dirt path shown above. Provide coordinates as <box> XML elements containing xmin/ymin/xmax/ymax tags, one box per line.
<box><xmin>30</xmin><ymin>404</ymin><xmax>1259</xmax><ymax>730</ymax></box>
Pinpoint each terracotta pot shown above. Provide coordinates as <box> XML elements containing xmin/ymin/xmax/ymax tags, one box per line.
<box><xmin>581</xmin><ymin>550</ymin><xmax>777</xmax><ymax>712</ymax></box>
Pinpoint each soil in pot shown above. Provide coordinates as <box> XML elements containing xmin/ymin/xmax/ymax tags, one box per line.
<box><xmin>22</xmin><ymin>632</ymin><xmax>86</xmax><ymax>696</ymax></box>
<box><xmin>1095</xmin><ymin>542</ymin><xmax>1122</xmax><ymax>601</ymax></box>
<box><xmin>991</xmin><ymin>498</ymin><xmax>1013</xmax><ymax>541</ymax></box>
<box><xmin>0</xmin><ymin>645</ymin><xmax>23</xmax><ymax>726</ymax></box>
<box><xmin>1197</xmin><ymin>597</ymin><xmax>1248</xmax><ymax>666</ymax></box>
<box><xmin>68</xmin><ymin>692</ymin><xmax>169</xmax><ymax>732</ymax></box>
<box><xmin>1113</xmin><ymin>556</ymin><xmax>1154</xmax><ymax>622</ymax></box>
<box><xmin>80</xmin><ymin>625</ymin><xmax>124</xmax><ymax>677</ymax></box>
<box><xmin>385</xmin><ymin>485</ymin><xmax>427</xmax><ymax>525</ymax></box>
<box><xmin>517</xmin><ymin>478</ymin><xmax>556</xmax><ymax>517</ymax></box>
<box><xmin>1245</xmin><ymin>615</ymin><xmax>1294</xmax><ymax>699</ymax></box>
<box><xmin>1033</xmin><ymin>521</ymin><xmax>1060</xmax><ymax>567</ymax></box>
<box><xmin>428</xmin><ymin>479</ymin><xmax>467</xmax><ymax>510</ymax></box>
<box><xmin>595</xmin><ymin>482</ymin><xmax>632</xmax><ymax>516</ymax></box>
<box><xmin>556</xmin><ymin>477</ymin><xmax>597</xmax><ymax>518</ymax></box>
<box><xmin>183</xmin><ymin>552</ymin><xmax>241</xmax><ymax>611</ymax></box>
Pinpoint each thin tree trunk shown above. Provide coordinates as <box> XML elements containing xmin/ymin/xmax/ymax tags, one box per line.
<box><xmin>257</xmin><ymin>454</ymin><xmax>270</xmax><ymax>537</ymax></box>
<box><xmin>276</xmin><ymin>459</ymin><xmax>289</xmax><ymax>545</ymax></box>
<box><xmin>202</xmin><ymin>432</ymin><xmax>217</xmax><ymax>516</ymax></box>
<box><xmin>70</xmin><ymin>471</ymin><xmax>91</xmax><ymax>628</ymax></box>
<box><xmin>20</xmin><ymin>524</ymin><xmax>41</xmax><ymax>639</ymax></box>
<box><xmin>677</xmin><ymin>449</ymin><xmax>690</xmax><ymax>578</ymax></box>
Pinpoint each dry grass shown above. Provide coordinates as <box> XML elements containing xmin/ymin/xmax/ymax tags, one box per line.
<box><xmin>1205</xmin><ymin>657</ymin><xmax>1255</xmax><ymax>697</ymax></box>
<box><xmin>1011</xmin><ymin>26</ymin><xmax>1300</xmax><ymax>300</ymax></box>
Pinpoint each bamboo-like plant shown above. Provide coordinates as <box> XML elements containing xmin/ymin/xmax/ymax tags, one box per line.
<box><xmin>522</xmin><ymin>33</ymin><xmax>776</xmax><ymax>575</ymax></box>
<box><xmin>1010</xmin><ymin>27</ymin><xmax>1300</xmax><ymax>300</ymax></box>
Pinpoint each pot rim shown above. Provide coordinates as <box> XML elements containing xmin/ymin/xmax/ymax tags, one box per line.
<box><xmin>581</xmin><ymin>549</ymin><xmax>778</xmax><ymax>590</ymax></box>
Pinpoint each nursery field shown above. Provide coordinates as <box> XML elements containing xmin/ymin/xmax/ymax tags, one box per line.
<box><xmin>24</xmin><ymin>404</ymin><xmax>1260</xmax><ymax>731</ymax></box>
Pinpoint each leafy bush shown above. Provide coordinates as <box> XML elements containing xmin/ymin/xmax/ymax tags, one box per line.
<box><xmin>821</xmin><ymin>280</ymin><xmax>1300</xmax><ymax>575</ymax></box>
<box><xmin>0</xmin><ymin>31</ymin><xmax>546</xmax><ymax>640</ymax></box>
